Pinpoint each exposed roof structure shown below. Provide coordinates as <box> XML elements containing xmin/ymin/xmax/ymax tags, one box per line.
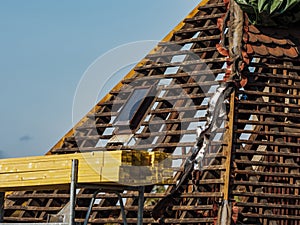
<box><xmin>2</xmin><ymin>0</ymin><xmax>300</xmax><ymax>224</ymax></box>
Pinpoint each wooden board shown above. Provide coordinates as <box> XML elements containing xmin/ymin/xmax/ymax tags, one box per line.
<box><xmin>0</xmin><ymin>151</ymin><xmax>171</xmax><ymax>191</ymax></box>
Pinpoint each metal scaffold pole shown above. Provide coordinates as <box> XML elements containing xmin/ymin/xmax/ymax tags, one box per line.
<box><xmin>70</xmin><ymin>159</ymin><xmax>78</xmax><ymax>225</ymax></box>
<box><xmin>137</xmin><ymin>186</ymin><xmax>145</xmax><ymax>225</ymax></box>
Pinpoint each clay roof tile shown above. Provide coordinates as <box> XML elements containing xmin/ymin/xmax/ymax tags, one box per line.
<box><xmin>268</xmin><ymin>46</ymin><xmax>284</xmax><ymax>57</ymax></box>
<box><xmin>242</xmin><ymin>50</ymin><xmax>250</xmax><ymax>64</ymax></box>
<box><xmin>284</xmin><ymin>46</ymin><xmax>299</xmax><ymax>58</ymax></box>
<box><xmin>245</xmin><ymin>43</ymin><xmax>254</xmax><ymax>55</ymax></box>
<box><xmin>248</xmin><ymin>25</ymin><xmax>260</xmax><ymax>34</ymax></box>
<box><xmin>257</xmin><ymin>34</ymin><xmax>273</xmax><ymax>44</ymax></box>
<box><xmin>248</xmin><ymin>33</ymin><xmax>258</xmax><ymax>43</ymax></box>
<box><xmin>271</xmin><ymin>37</ymin><xmax>288</xmax><ymax>45</ymax></box>
<box><xmin>243</xmin><ymin>33</ymin><xmax>249</xmax><ymax>43</ymax></box>
<box><xmin>252</xmin><ymin>44</ymin><xmax>269</xmax><ymax>56</ymax></box>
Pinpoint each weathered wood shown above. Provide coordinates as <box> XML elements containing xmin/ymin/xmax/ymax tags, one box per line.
<box><xmin>158</xmin><ymin>35</ymin><xmax>221</xmax><ymax>46</ymax></box>
<box><xmin>238</xmin><ymin>100</ymin><xmax>300</xmax><ymax>109</ymax></box>
<box><xmin>0</xmin><ymin>193</ymin><xmax>4</xmax><ymax>222</ymax></box>
<box><xmin>184</xmin><ymin>13</ymin><xmax>225</xmax><ymax>22</ymax></box>
<box><xmin>235</xmin><ymin>169</ymin><xmax>300</xmax><ymax>178</ymax></box>
<box><xmin>236</xmin><ymin>139</ymin><xmax>300</xmax><ymax>148</ymax></box>
<box><xmin>232</xmin><ymin>191</ymin><xmax>300</xmax><ymax>200</ymax></box>
<box><xmin>76</xmin><ymin>217</ymin><xmax>215</xmax><ymax>224</ymax></box>
<box><xmin>234</xmin><ymin>160</ymin><xmax>300</xmax><ymax>169</ymax></box>
<box><xmin>236</xmin><ymin>202</ymin><xmax>300</xmax><ymax>209</ymax></box>
<box><xmin>237</xmin><ymin>119</ymin><xmax>300</xmax><ymax>129</ymax></box>
<box><xmin>146</xmin><ymin>46</ymin><xmax>217</xmax><ymax>58</ymax></box>
<box><xmin>237</xmin><ymin>90</ymin><xmax>300</xmax><ymax>99</ymax></box>
<box><xmin>235</xmin><ymin>150</ymin><xmax>300</xmax><ymax>158</ymax></box>
<box><xmin>122</xmin><ymin>69</ymin><xmax>226</xmax><ymax>83</ymax></box>
<box><xmin>240</xmin><ymin>213</ymin><xmax>300</xmax><ymax>220</ymax></box>
<box><xmin>6</xmin><ymin>192</ymin><xmax>223</xmax><ymax>200</ymax></box>
<box><xmin>198</xmin><ymin>2</ymin><xmax>226</xmax><ymax>9</ymax></box>
<box><xmin>174</xmin><ymin>25</ymin><xmax>218</xmax><ymax>35</ymax></box>
<box><xmin>135</xmin><ymin>57</ymin><xmax>227</xmax><ymax>71</ymax></box>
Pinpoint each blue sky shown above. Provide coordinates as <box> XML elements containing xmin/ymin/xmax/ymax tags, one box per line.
<box><xmin>0</xmin><ymin>1</ymin><xmax>200</xmax><ymax>158</ymax></box>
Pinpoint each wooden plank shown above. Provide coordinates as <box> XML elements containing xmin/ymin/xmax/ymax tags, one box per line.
<box><xmin>77</xmin><ymin>217</ymin><xmax>215</xmax><ymax>224</ymax></box>
<box><xmin>6</xmin><ymin>192</ymin><xmax>223</xmax><ymax>199</ymax></box>
<box><xmin>135</xmin><ymin>57</ymin><xmax>227</xmax><ymax>71</ymax></box>
<box><xmin>236</xmin><ymin>129</ymin><xmax>300</xmax><ymax>138</ymax></box>
<box><xmin>146</xmin><ymin>46</ymin><xmax>217</xmax><ymax>58</ymax></box>
<box><xmin>174</xmin><ymin>25</ymin><xmax>218</xmax><ymax>35</ymax></box>
<box><xmin>235</xmin><ymin>149</ymin><xmax>300</xmax><ymax>158</ymax></box>
<box><xmin>237</xmin><ymin>89</ymin><xmax>300</xmax><ymax>99</ymax></box>
<box><xmin>234</xmin><ymin>181</ymin><xmax>300</xmax><ymax>188</ymax></box>
<box><xmin>240</xmin><ymin>213</ymin><xmax>300</xmax><ymax>220</ymax></box>
<box><xmin>238</xmin><ymin>100</ymin><xmax>300</xmax><ymax>109</ymax></box>
<box><xmin>184</xmin><ymin>13</ymin><xmax>225</xmax><ymax>22</ymax></box>
<box><xmin>158</xmin><ymin>35</ymin><xmax>221</xmax><ymax>46</ymax></box>
<box><xmin>236</xmin><ymin>139</ymin><xmax>300</xmax><ymax>148</ymax></box>
<box><xmin>122</xmin><ymin>69</ymin><xmax>226</xmax><ymax>84</ymax></box>
<box><xmin>198</xmin><ymin>2</ymin><xmax>226</xmax><ymax>9</ymax></box>
<box><xmin>236</xmin><ymin>120</ymin><xmax>300</xmax><ymax>129</ymax></box>
<box><xmin>235</xmin><ymin>159</ymin><xmax>299</xmax><ymax>169</ymax></box>
<box><xmin>238</xmin><ymin>109</ymin><xmax>300</xmax><ymax>119</ymax></box>
<box><xmin>236</xmin><ymin>202</ymin><xmax>300</xmax><ymax>210</ymax></box>
<box><xmin>0</xmin><ymin>224</ymin><xmax>67</xmax><ymax>225</ymax></box>
<box><xmin>233</xmin><ymin>191</ymin><xmax>300</xmax><ymax>200</ymax></box>
<box><xmin>223</xmin><ymin>91</ymin><xmax>235</xmax><ymax>200</ymax></box>
<box><xmin>0</xmin><ymin>223</ymin><xmax>67</xmax><ymax>225</ymax></box>
<box><xmin>234</xmin><ymin>170</ymin><xmax>300</xmax><ymax>179</ymax></box>
<box><xmin>76</xmin><ymin>204</ymin><xmax>213</xmax><ymax>212</ymax></box>
<box><xmin>0</xmin><ymin>151</ymin><xmax>171</xmax><ymax>192</ymax></box>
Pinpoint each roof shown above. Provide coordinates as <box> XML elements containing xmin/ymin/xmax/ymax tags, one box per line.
<box><xmin>3</xmin><ymin>0</ymin><xmax>300</xmax><ymax>224</ymax></box>
<box><xmin>245</xmin><ymin>24</ymin><xmax>300</xmax><ymax>59</ymax></box>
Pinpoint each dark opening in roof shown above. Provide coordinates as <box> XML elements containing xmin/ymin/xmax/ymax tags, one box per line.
<box><xmin>114</xmin><ymin>86</ymin><xmax>155</xmax><ymax>133</ymax></box>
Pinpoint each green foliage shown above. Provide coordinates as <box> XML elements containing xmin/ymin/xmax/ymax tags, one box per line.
<box><xmin>145</xmin><ymin>185</ymin><xmax>166</xmax><ymax>206</ymax></box>
<box><xmin>235</xmin><ymin>0</ymin><xmax>300</xmax><ymax>26</ymax></box>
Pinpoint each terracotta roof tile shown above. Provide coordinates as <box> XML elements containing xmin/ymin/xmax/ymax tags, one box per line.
<box><xmin>240</xmin><ymin>76</ymin><xmax>248</xmax><ymax>87</ymax></box>
<box><xmin>243</xmin><ymin>33</ymin><xmax>249</xmax><ymax>43</ymax></box>
<box><xmin>242</xmin><ymin>50</ymin><xmax>250</xmax><ymax>64</ymax></box>
<box><xmin>271</xmin><ymin>37</ymin><xmax>288</xmax><ymax>45</ymax></box>
<box><xmin>248</xmin><ymin>33</ymin><xmax>258</xmax><ymax>43</ymax></box>
<box><xmin>283</xmin><ymin>46</ymin><xmax>299</xmax><ymax>58</ymax></box>
<box><xmin>268</xmin><ymin>46</ymin><xmax>284</xmax><ymax>57</ymax></box>
<box><xmin>245</xmin><ymin>43</ymin><xmax>254</xmax><ymax>54</ymax></box>
<box><xmin>244</xmin><ymin>22</ymin><xmax>299</xmax><ymax>59</ymax></box>
<box><xmin>248</xmin><ymin>25</ymin><xmax>260</xmax><ymax>34</ymax></box>
<box><xmin>216</xmin><ymin>43</ymin><xmax>229</xmax><ymax>56</ymax></box>
<box><xmin>257</xmin><ymin>34</ymin><xmax>273</xmax><ymax>44</ymax></box>
<box><xmin>251</xmin><ymin>44</ymin><xmax>269</xmax><ymax>56</ymax></box>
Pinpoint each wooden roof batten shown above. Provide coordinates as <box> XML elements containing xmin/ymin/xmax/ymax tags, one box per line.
<box><xmin>2</xmin><ymin>0</ymin><xmax>300</xmax><ymax>224</ymax></box>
